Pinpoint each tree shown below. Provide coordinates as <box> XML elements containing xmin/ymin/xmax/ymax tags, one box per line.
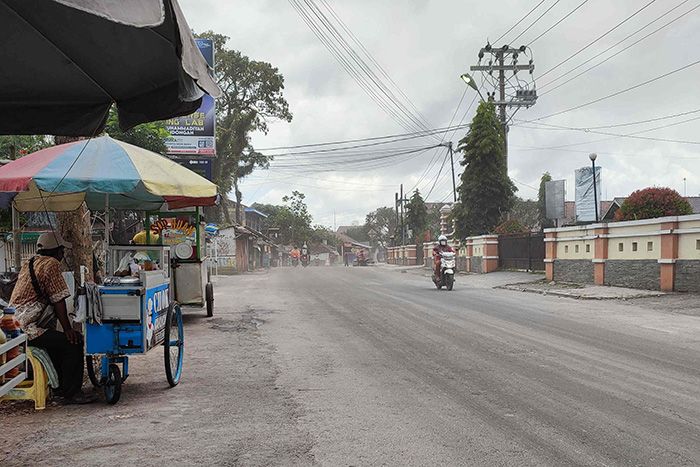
<box><xmin>365</xmin><ymin>207</ymin><xmax>397</xmax><ymax>249</ymax></box>
<box><xmin>615</xmin><ymin>187</ymin><xmax>692</xmax><ymax>221</ymax></box>
<box><xmin>452</xmin><ymin>102</ymin><xmax>516</xmax><ymax>238</ymax></box>
<box><xmin>252</xmin><ymin>191</ymin><xmax>312</xmax><ymax>246</ymax></box>
<box><xmin>510</xmin><ymin>197</ymin><xmax>539</xmax><ymax>231</ymax></box>
<box><xmin>345</xmin><ymin>225</ymin><xmax>370</xmax><ymax>243</ymax></box>
<box><xmin>405</xmin><ymin>190</ymin><xmax>428</xmax><ymax>242</ymax></box>
<box><xmin>0</xmin><ymin>135</ymin><xmax>50</xmax><ymax>160</ymax></box>
<box><xmin>198</xmin><ymin>31</ymin><xmax>292</xmax><ymax>224</ymax></box>
<box><xmin>494</xmin><ymin>219</ymin><xmax>528</xmax><ymax>234</ymax></box>
<box><xmin>538</xmin><ymin>172</ymin><xmax>554</xmax><ymax>229</ymax></box>
<box><xmin>104</xmin><ymin>106</ymin><xmax>169</xmax><ymax>154</ymax></box>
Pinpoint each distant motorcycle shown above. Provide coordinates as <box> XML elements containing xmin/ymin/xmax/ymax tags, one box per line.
<box><xmin>433</xmin><ymin>251</ymin><xmax>456</xmax><ymax>291</ymax></box>
<box><xmin>300</xmin><ymin>253</ymin><xmax>310</xmax><ymax>267</ymax></box>
<box><xmin>292</xmin><ymin>258</ymin><xmax>299</xmax><ymax>267</ymax></box>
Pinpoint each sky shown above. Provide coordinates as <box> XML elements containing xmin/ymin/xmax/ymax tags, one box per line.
<box><xmin>179</xmin><ymin>0</ymin><xmax>700</xmax><ymax>228</ymax></box>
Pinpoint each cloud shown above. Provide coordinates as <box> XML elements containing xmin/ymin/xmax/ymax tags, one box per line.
<box><xmin>180</xmin><ymin>0</ymin><xmax>700</xmax><ymax>226</ymax></box>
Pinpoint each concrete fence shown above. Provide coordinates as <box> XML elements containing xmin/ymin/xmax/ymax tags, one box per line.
<box><xmin>544</xmin><ymin>214</ymin><xmax>700</xmax><ymax>292</ymax></box>
<box><xmin>389</xmin><ymin>234</ymin><xmax>500</xmax><ymax>274</ymax></box>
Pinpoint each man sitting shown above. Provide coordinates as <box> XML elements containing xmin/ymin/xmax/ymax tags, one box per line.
<box><xmin>432</xmin><ymin>235</ymin><xmax>454</xmax><ymax>279</ymax></box>
<box><xmin>10</xmin><ymin>232</ymin><xmax>94</xmax><ymax>404</ymax></box>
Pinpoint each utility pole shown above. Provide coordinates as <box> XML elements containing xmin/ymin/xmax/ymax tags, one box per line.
<box><xmin>400</xmin><ymin>184</ymin><xmax>405</xmax><ymax>246</ymax></box>
<box><xmin>470</xmin><ymin>43</ymin><xmax>537</xmax><ymax>173</ymax></box>
<box><xmin>448</xmin><ymin>142</ymin><xmax>457</xmax><ymax>203</ymax></box>
<box><xmin>394</xmin><ymin>192</ymin><xmax>399</xmax><ymax>246</ymax></box>
<box><xmin>439</xmin><ymin>142</ymin><xmax>458</xmax><ymax>203</ymax></box>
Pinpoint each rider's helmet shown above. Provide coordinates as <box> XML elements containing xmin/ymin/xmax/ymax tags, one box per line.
<box><xmin>438</xmin><ymin>235</ymin><xmax>448</xmax><ymax>246</ymax></box>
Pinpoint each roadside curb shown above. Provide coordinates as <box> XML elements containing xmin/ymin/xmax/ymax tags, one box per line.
<box><xmin>496</xmin><ymin>282</ymin><xmax>667</xmax><ymax>301</ymax></box>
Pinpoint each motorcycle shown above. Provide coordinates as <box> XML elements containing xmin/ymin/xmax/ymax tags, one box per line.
<box><xmin>433</xmin><ymin>251</ymin><xmax>456</xmax><ymax>291</ymax></box>
<box><xmin>300</xmin><ymin>253</ymin><xmax>310</xmax><ymax>267</ymax></box>
<box><xmin>292</xmin><ymin>258</ymin><xmax>299</xmax><ymax>267</ymax></box>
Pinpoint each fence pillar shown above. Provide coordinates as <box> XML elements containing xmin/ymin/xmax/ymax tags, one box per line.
<box><xmin>593</xmin><ymin>226</ymin><xmax>608</xmax><ymax>285</ymax></box>
<box><xmin>544</xmin><ymin>230</ymin><xmax>556</xmax><ymax>281</ymax></box>
<box><xmin>660</xmin><ymin>221</ymin><xmax>679</xmax><ymax>291</ymax></box>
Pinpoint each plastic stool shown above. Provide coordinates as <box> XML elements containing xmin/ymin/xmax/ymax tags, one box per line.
<box><xmin>0</xmin><ymin>348</ymin><xmax>51</xmax><ymax>410</ymax></box>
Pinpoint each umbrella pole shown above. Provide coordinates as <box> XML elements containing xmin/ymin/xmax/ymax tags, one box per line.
<box><xmin>12</xmin><ymin>204</ymin><xmax>21</xmax><ymax>272</ymax></box>
<box><xmin>104</xmin><ymin>194</ymin><xmax>109</xmax><ymax>274</ymax></box>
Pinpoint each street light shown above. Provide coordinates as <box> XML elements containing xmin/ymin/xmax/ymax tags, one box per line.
<box><xmin>460</xmin><ymin>72</ymin><xmax>486</xmax><ymax>101</ymax></box>
<box><xmin>589</xmin><ymin>153</ymin><xmax>599</xmax><ymax>223</ymax></box>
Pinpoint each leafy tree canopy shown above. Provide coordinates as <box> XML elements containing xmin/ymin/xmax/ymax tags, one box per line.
<box><xmin>104</xmin><ymin>106</ymin><xmax>170</xmax><ymax>154</ymax></box>
<box><xmin>452</xmin><ymin>101</ymin><xmax>516</xmax><ymax>237</ymax></box>
<box><xmin>405</xmin><ymin>189</ymin><xmax>428</xmax><ymax>243</ymax></box>
<box><xmin>615</xmin><ymin>187</ymin><xmax>692</xmax><ymax>221</ymax></box>
<box><xmin>198</xmin><ymin>31</ymin><xmax>292</xmax><ymax>224</ymax></box>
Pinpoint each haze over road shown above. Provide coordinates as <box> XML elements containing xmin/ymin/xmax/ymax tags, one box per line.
<box><xmin>5</xmin><ymin>267</ymin><xmax>700</xmax><ymax>466</ymax></box>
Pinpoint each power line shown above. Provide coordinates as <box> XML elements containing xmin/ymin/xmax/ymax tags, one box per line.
<box><xmin>290</xmin><ymin>0</ymin><xmax>438</xmax><ymax>139</ymax></box>
<box><xmin>288</xmin><ymin>0</ymin><xmax>423</xmax><ymax>135</ymax></box>
<box><xmin>526</xmin><ymin>0</ymin><xmax>589</xmax><ymax>46</ymax></box>
<box><xmin>515</xmin><ymin>113</ymin><xmax>700</xmax><ymax>147</ymax></box>
<box><xmin>537</xmin><ymin>0</ymin><xmax>656</xmax><ymax>79</ymax></box>
<box><xmin>526</xmin><ymin>58</ymin><xmax>700</xmax><ymax>122</ymax></box>
<box><xmin>495</xmin><ymin>0</ymin><xmax>548</xmax><ymax>43</ymax></box>
<box><xmin>256</xmin><ymin>122</ymin><xmax>470</xmax><ymax>152</ymax></box>
<box><xmin>318</xmin><ymin>0</ymin><xmax>434</xmax><ymax>131</ymax></box>
<box><xmin>508</xmin><ymin>0</ymin><xmax>562</xmax><ymax>45</ymax></box>
<box><xmin>516</xmin><ymin>107</ymin><xmax>700</xmax><ymax>131</ymax></box>
<box><xmin>539</xmin><ymin>0</ymin><xmax>697</xmax><ymax>93</ymax></box>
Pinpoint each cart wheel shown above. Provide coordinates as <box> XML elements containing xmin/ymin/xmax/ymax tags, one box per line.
<box><xmin>164</xmin><ymin>303</ymin><xmax>184</xmax><ymax>387</ymax></box>
<box><xmin>205</xmin><ymin>282</ymin><xmax>214</xmax><ymax>317</ymax></box>
<box><xmin>104</xmin><ymin>364</ymin><xmax>122</xmax><ymax>405</ymax></box>
<box><xmin>86</xmin><ymin>355</ymin><xmax>103</xmax><ymax>388</ymax></box>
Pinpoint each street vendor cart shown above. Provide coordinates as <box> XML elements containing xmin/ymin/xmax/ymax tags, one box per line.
<box><xmin>145</xmin><ymin>209</ymin><xmax>214</xmax><ymax>316</ymax></box>
<box><xmin>0</xmin><ymin>136</ymin><xmax>219</xmax><ymax>404</ymax></box>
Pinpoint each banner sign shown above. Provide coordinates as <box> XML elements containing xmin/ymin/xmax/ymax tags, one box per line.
<box><xmin>575</xmin><ymin>166</ymin><xmax>602</xmax><ymax>222</ymax></box>
<box><xmin>165</xmin><ymin>38</ymin><xmax>216</xmax><ymax>156</ymax></box>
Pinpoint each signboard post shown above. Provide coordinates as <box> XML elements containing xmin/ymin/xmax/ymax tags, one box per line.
<box><xmin>165</xmin><ymin>39</ymin><xmax>216</xmax><ymax>175</ymax></box>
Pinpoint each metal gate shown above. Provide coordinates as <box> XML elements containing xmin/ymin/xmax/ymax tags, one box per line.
<box><xmin>498</xmin><ymin>233</ymin><xmax>545</xmax><ymax>271</ymax></box>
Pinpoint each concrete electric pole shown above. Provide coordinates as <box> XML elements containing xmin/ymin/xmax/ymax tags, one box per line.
<box><xmin>469</xmin><ymin>43</ymin><xmax>537</xmax><ymax>172</ymax></box>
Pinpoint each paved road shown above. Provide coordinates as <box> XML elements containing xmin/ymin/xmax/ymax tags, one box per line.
<box><xmin>4</xmin><ymin>266</ymin><xmax>700</xmax><ymax>466</ymax></box>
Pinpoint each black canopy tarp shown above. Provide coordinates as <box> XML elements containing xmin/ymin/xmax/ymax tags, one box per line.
<box><xmin>0</xmin><ymin>0</ymin><xmax>221</xmax><ymax>136</ymax></box>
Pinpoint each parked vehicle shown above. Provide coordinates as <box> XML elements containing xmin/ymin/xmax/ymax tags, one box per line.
<box><xmin>433</xmin><ymin>251</ymin><xmax>456</xmax><ymax>291</ymax></box>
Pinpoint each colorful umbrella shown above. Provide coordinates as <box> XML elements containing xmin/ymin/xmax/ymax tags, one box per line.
<box><xmin>0</xmin><ymin>136</ymin><xmax>218</xmax><ymax>212</ymax></box>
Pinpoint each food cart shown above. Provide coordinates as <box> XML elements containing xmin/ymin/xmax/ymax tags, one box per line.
<box><xmin>0</xmin><ymin>136</ymin><xmax>219</xmax><ymax>404</ymax></box>
<box><xmin>145</xmin><ymin>208</ymin><xmax>214</xmax><ymax>316</ymax></box>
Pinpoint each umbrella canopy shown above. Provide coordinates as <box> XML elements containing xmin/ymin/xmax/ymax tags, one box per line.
<box><xmin>0</xmin><ymin>136</ymin><xmax>218</xmax><ymax>212</ymax></box>
<box><xmin>0</xmin><ymin>0</ymin><xmax>221</xmax><ymax>136</ymax></box>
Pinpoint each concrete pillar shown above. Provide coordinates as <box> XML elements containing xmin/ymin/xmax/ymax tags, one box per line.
<box><xmin>659</xmin><ymin>221</ymin><xmax>679</xmax><ymax>292</ymax></box>
<box><xmin>482</xmin><ymin>235</ymin><xmax>499</xmax><ymax>273</ymax></box>
<box><xmin>593</xmin><ymin>226</ymin><xmax>608</xmax><ymax>285</ymax></box>
<box><xmin>544</xmin><ymin>230</ymin><xmax>557</xmax><ymax>281</ymax></box>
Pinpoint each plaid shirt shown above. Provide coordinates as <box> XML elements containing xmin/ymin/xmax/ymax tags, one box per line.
<box><xmin>10</xmin><ymin>255</ymin><xmax>70</xmax><ymax>340</ymax></box>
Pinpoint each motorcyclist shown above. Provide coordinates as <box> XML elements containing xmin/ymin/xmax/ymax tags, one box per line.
<box><xmin>433</xmin><ymin>235</ymin><xmax>454</xmax><ymax>280</ymax></box>
<box><xmin>290</xmin><ymin>247</ymin><xmax>300</xmax><ymax>265</ymax></box>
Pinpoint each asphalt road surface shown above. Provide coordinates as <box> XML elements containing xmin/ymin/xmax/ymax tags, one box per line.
<box><xmin>4</xmin><ymin>266</ymin><xmax>700</xmax><ymax>466</ymax></box>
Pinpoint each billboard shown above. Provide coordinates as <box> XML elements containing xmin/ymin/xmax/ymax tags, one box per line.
<box><xmin>545</xmin><ymin>180</ymin><xmax>565</xmax><ymax>220</ymax></box>
<box><xmin>170</xmin><ymin>156</ymin><xmax>213</xmax><ymax>181</ymax></box>
<box><xmin>165</xmin><ymin>38</ymin><xmax>216</xmax><ymax>156</ymax></box>
<box><xmin>575</xmin><ymin>166</ymin><xmax>602</xmax><ymax>222</ymax></box>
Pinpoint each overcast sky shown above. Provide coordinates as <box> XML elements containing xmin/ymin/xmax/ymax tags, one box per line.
<box><xmin>180</xmin><ymin>0</ymin><xmax>700</xmax><ymax>227</ymax></box>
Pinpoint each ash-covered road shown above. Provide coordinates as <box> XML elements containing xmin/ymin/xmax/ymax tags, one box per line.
<box><xmin>4</xmin><ymin>266</ymin><xmax>700</xmax><ymax>466</ymax></box>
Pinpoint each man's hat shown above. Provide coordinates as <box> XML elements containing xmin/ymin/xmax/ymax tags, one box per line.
<box><xmin>36</xmin><ymin>232</ymin><xmax>72</xmax><ymax>250</ymax></box>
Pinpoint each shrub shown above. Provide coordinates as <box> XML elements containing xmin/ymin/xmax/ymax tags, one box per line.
<box><xmin>615</xmin><ymin>187</ymin><xmax>692</xmax><ymax>221</ymax></box>
<box><xmin>494</xmin><ymin>219</ymin><xmax>528</xmax><ymax>234</ymax></box>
